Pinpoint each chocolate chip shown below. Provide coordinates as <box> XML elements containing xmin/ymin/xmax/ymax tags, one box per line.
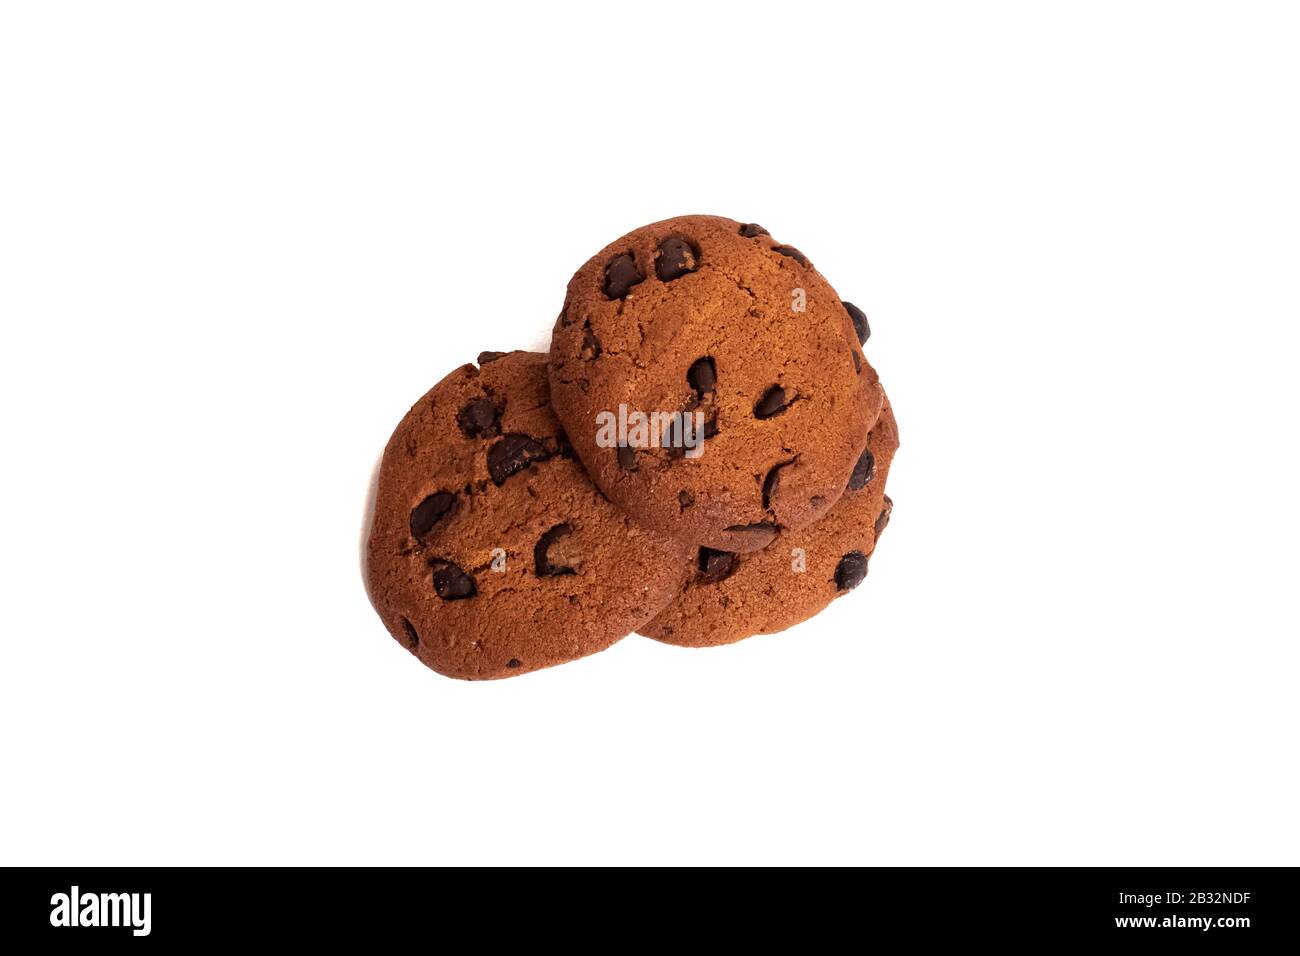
<box><xmin>603</xmin><ymin>252</ymin><xmax>644</xmax><ymax>299</ymax></box>
<box><xmin>772</xmin><ymin>245</ymin><xmax>808</xmax><ymax>266</ymax></box>
<box><xmin>457</xmin><ymin>397</ymin><xmax>500</xmax><ymax>438</ymax></box>
<box><xmin>723</xmin><ymin>522</ymin><xmax>779</xmax><ymax>547</ymax></box>
<box><xmin>581</xmin><ymin>323</ymin><xmax>602</xmax><ymax>360</ymax></box>
<box><xmin>848</xmin><ymin>447</ymin><xmax>875</xmax><ymax>491</ymax></box>
<box><xmin>703</xmin><ymin>412</ymin><xmax>719</xmax><ymax>438</ymax></box>
<box><xmin>507</xmin><ymin>658</ymin><xmax>521</xmax><ymax>669</ymax></box>
<box><xmin>410</xmin><ymin>492</ymin><xmax>457</xmax><ymax>540</ymax></box>
<box><xmin>843</xmin><ymin>301</ymin><xmax>870</xmax><ymax>344</ymax></box>
<box><xmin>477</xmin><ymin>350</ymin><xmax>509</xmax><ymax>365</ymax></box>
<box><xmin>678</xmin><ymin>490</ymin><xmax>694</xmax><ymax>510</ymax></box>
<box><xmin>874</xmin><ymin>495</ymin><xmax>893</xmax><ymax>538</ymax></box>
<box><xmin>754</xmin><ymin>384</ymin><xmax>789</xmax><ymax>419</ymax></box>
<box><xmin>553</xmin><ymin>428</ymin><xmax>576</xmax><ymax>459</ymax></box>
<box><xmin>698</xmin><ymin>547</ymin><xmax>737</xmax><ymax>583</ymax></box>
<box><xmin>400</xmin><ymin>617</ymin><xmax>419</xmax><ymax>649</ymax></box>
<box><xmin>488</xmin><ymin>433</ymin><xmax>552</xmax><ymax>485</ymax></box>
<box><xmin>662</xmin><ymin>421</ymin><xmax>685</xmax><ymax>459</ymax></box>
<box><xmin>762</xmin><ymin>462</ymin><xmax>791</xmax><ymax>511</ymax></box>
<box><xmin>739</xmin><ymin>223</ymin><xmax>769</xmax><ymax>238</ymax></box>
<box><xmin>687</xmin><ymin>356</ymin><xmax>716</xmax><ymax>396</ymax></box>
<box><xmin>834</xmin><ymin>551</ymin><xmax>868</xmax><ymax>592</ymax></box>
<box><xmin>430</xmin><ymin>560</ymin><xmax>476</xmax><ymax>600</ymax></box>
<box><xmin>534</xmin><ymin>522</ymin><xmax>576</xmax><ymax>577</ymax></box>
<box><xmin>655</xmin><ymin>237</ymin><xmax>698</xmax><ymax>281</ymax></box>
<box><xmin>852</xmin><ymin>349</ymin><xmax>862</xmax><ymax>374</ymax></box>
<box><xmin>617</xmin><ymin>443</ymin><xmax>637</xmax><ymax>472</ymax></box>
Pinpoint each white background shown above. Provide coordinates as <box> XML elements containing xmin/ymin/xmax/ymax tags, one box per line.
<box><xmin>2</xmin><ymin>2</ymin><xmax>1297</xmax><ymax>866</ymax></box>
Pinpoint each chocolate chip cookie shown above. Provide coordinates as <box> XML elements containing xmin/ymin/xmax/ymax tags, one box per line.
<box><xmin>366</xmin><ymin>351</ymin><xmax>691</xmax><ymax>679</ymax></box>
<box><xmin>639</xmin><ymin>397</ymin><xmax>899</xmax><ymax>647</ymax></box>
<box><xmin>549</xmin><ymin>215</ymin><xmax>884</xmax><ymax>553</ymax></box>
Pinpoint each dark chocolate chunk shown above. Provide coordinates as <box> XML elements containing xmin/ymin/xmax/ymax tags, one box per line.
<box><xmin>843</xmin><ymin>301</ymin><xmax>870</xmax><ymax>344</ymax></box>
<box><xmin>581</xmin><ymin>323</ymin><xmax>602</xmax><ymax>360</ymax></box>
<box><xmin>874</xmin><ymin>495</ymin><xmax>893</xmax><ymax>538</ymax></box>
<box><xmin>772</xmin><ymin>244</ymin><xmax>808</xmax><ymax>266</ymax></box>
<box><xmin>400</xmin><ymin>617</ymin><xmax>419</xmax><ymax>649</ymax></box>
<box><xmin>603</xmin><ymin>252</ymin><xmax>644</xmax><ymax>299</ymax></box>
<box><xmin>848</xmin><ymin>447</ymin><xmax>875</xmax><ymax>491</ymax></box>
<box><xmin>487</xmin><ymin>433</ymin><xmax>552</xmax><ymax>485</ymax></box>
<box><xmin>662</xmin><ymin>415</ymin><xmax>686</xmax><ymax>458</ymax></box>
<box><xmin>477</xmin><ymin>350</ymin><xmax>509</xmax><ymax>365</ymax></box>
<box><xmin>507</xmin><ymin>658</ymin><xmax>521</xmax><ymax>669</ymax></box>
<box><xmin>739</xmin><ymin>223</ymin><xmax>769</xmax><ymax>238</ymax></box>
<box><xmin>834</xmin><ymin>551</ymin><xmax>868</xmax><ymax>592</ymax></box>
<box><xmin>723</xmin><ymin>522</ymin><xmax>779</xmax><ymax>547</ymax></box>
<box><xmin>754</xmin><ymin>384</ymin><xmax>789</xmax><ymax>419</ymax></box>
<box><xmin>553</xmin><ymin>428</ymin><xmax>576</xmax><ymax>459</ymax></box>
<box><xmin>655</xmin><ymin>237</ymin><xmax>698</xmax><ymax>281</ymax></box>
<box><xmin>457</xmin><ymin>397</ymin><xmax>500</xmax><ymax>438</ymax></box>
<box><xmin>687</xmin><ymin>356</ymin><xmax>716</xmax><ymax>396</ymax></box>
<box><xmin>410</xmin><ymin>492</ymin><xmax>457</xmax><ymax>541</ymax></box>
<box><xmin>430</xmin><ymin>560</ymin><xmax>476</xmax><ymax>600</ymax></box>
<box><xmin>617</xmin><ymin>443</ymin><xmax>637</xmax><ymax>472</ymax></box>
<box><xmin>762</xmin><ymin>461</ymin><xmax>792</xmax><ymax>511</ymax></box>
<box><xmin>534</xmin><ymin>522</ymin><xmax>576</xmax><ymax>577</ymax></box>
<box><xmin>698</xmin><ymin>547</ymin><xmax>737</xmax><ymax>583</ymax></box>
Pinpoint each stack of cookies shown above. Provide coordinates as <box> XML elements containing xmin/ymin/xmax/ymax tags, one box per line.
<box><xmin>365</xmin><ymin>215</ymin><xmax>899</xmax><ymax>680</ymax></box>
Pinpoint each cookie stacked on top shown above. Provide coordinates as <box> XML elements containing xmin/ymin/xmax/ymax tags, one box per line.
<box><xmin>366</xmin><ymin>215</ymin><xmax>898</xmax><ymax>680</ymax></box>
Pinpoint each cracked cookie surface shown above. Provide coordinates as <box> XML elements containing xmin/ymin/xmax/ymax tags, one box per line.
<box><xmin>549</xmin><ymin>215</ymin><xmax>884</xmax><ymax>553</ymax></box>
<box><xmin>640</xmin><ymin>397</ymin><xmax>899</xmax><ymax>647</ymax></box>
<box><xmin>366</xmin><ymin>351</ymin><xmax>691</xmax><ymax>680</ymax></box>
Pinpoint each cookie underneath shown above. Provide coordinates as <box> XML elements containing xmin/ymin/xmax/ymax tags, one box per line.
<box><xmin>366</xmin><ymin>351</ymin><xmax>692</xmax><ymax>679</ymax></box>
<box><xmin>639</xmin><ymin>398</ymin><xmax>899</xmax><ymax>647</ymax></box>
